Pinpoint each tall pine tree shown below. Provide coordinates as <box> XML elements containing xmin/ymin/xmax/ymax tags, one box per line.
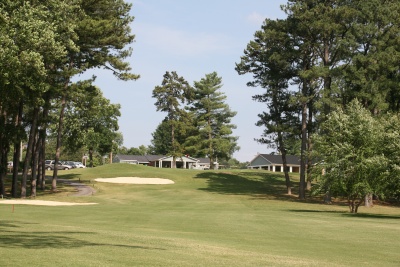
<box><xmin>190</xmin><ymin>72</ymin><xmax>239</xmax><ymax>169</ymax></box>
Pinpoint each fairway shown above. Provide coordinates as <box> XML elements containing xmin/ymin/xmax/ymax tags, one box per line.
<box><xmin>1</xmin><ymin>164</ymin><xmax>399</xmax><ymax>266</ymax></box>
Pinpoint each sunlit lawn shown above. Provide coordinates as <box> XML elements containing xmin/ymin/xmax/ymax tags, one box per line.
<box><xmin>1</xmin><ymin>164</ymin><xmax>399</xmax><ymax>266</ymax></box>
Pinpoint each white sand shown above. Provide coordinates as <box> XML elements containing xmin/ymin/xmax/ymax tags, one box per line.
<box><xmin>94</xmin><ymin>177</ymin><xmax>175</xmax><ymax>184</ymax></box>
<box><xmin>0</xmin><ymin>199</ymin><xmax>97</xmax><ymax>206</ymax></box>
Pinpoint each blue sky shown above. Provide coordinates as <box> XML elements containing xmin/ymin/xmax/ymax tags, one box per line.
<box><xmin>78</xmin><ymin>0</ymin><xmax>288</xmax><ymax>162</ymax></box>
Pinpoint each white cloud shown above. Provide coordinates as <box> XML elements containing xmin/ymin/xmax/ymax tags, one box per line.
<box><xmin>135</xmin><ymin>23</ymin><xmax>232</xmax><ymax>57</ymax></box>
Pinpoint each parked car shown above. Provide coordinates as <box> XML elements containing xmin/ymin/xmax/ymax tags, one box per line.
<box><xmin>74</xmin><ymin>162</ymin><xmax>86</xmax><ymax>168</ymax></box>
<box><xmin>45</xmin><ymin>162</ymin><xmax>72</xmax><ymax>170</ymax></box>
<box><xmin>63</xmin><ymin>161</ymin><xmax>78</xmax><ymax>168</ymax></box>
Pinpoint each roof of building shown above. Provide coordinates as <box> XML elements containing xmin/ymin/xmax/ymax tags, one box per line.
<box><xmin>252</xmin><ymin>154</ymin><xmax>300</xmax><ymax>166</ymax></box>
<box><xmin>115</xmin><ymin>154</ymin><xmax>149</xmax><ymax>162</ymax></box>
<box><xmin>115</xmin><ymin>154</ymin><xmax>213</xmax><ymax>164</ymax></box>
<box><xmin>197</xmin><ymin>158</ymin><xmax>211</xmax><ymax>164</ymax></box>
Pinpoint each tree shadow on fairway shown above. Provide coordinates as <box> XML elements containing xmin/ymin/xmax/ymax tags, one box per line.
<box><xmin>340</xmin><ymin>212</ymin><xmax>400</xmax><ymax>220</ymax></box>
<box><xmin>288</xmin><ymin>209</ymin><xmax>400</xmax><ymax>219</ymax></box>
<box><xmin>194</xmin><ymin>171</ymin><xmax>298</xmax><ymax>201</ymax></box>
<box><xmin>0</xmin><ymin>220</ymin><xmax>24</xmax><ymax>229</ymax></box>
<box><xmin>0</xmin><ymin>223</ymin><xmax>165</xmax><ymax>250</ymax></box>
<box><xmin>48</xmin><ymin>173</ymin><xmax>83</xmax><ymax>181</ymax></box>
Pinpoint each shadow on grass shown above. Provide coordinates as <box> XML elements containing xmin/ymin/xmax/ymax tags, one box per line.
<box><xmin>0</xmin><ymin>226</ymin><xmax>165</xmax><ymax>250</ymax></box>
<box><xmin>288</xmin><ymin>209</ymin><xmax>400</xmax><ymax>219</ymax></box>
<box><xmin>341</xmin><ymin>213</ymin><xmax>400</xmax><ymax>220</ymax></box>
<box><xmin>0</xmin><ymin>220</ymin><xmax>24</xmax><ymax>229</ymax></box>
<box><xmin>49</xmin><ymin>173</ymin><xmax>83</xmax><ymax>181</ymax></box>
<box><xmin>194</xmin><ymin>171</ymin><xmax>299</xmax><ymax>201</ymax></box>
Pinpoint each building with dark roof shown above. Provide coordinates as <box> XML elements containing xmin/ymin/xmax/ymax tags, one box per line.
<box><xmin>113</xmin><ymin>154</ymin><xmax>215</xmax><ymax>169</ymax></box>
<box><xmin>247</xmin><ymin>153</ymin><xmax>301</xmax><ymax>173</ymax></box>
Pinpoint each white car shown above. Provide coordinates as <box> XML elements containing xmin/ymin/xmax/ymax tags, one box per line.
<box><xmin>74</xmin><ymin>162</ymin><xmax>86</xmax><ymax>168</ymax></box>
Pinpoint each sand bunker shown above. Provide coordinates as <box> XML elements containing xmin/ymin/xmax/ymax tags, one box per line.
<box><xmin>0</xmin><ymin>199</ymin><xmax>97</xmax><ymax>206</ymax></box>
<box><xmin>94</xmin><ymin>177</ymin><xmax>175</xmax><ymax>184</ymax></box>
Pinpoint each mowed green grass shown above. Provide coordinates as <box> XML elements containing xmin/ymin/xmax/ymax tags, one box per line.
<box><xmin>1</xmin><ymin>164</ymin><xmax>400</xmax><ymax>266</ymax></box>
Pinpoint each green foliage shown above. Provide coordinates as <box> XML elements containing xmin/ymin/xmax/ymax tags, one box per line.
<box><xmin>236</xmin><ymin>18</ymin><xmax>300</xmax><ymax>154</ymax></box>
<box><xmin>312</xmin><ymin>100</ymin><xmax>400</xmax><ymax>212</ymax></box>
<box><xmin>0</xmin><ymin>0</ymin><xmax>138</xmax><ymax>195</ymax></box>
<box><xmin>63</xmin><ymin>83</ymin><xmax>121</xmax><ymax>166</ymax></box>
<box><xmin>131</xmin><ymin>145</ymin><xmax>148</xmax><ymax>155</ymax></box>
<box><xmin>190</xmin><ymin>72</ymin><xmax>239</xmax><ymax>167</ymax></box>
<box><xmin>152</xmin><ymin>71</ymin><xmax>193</xmax><ymax>160</ymax></box>
<box><xmin>76</xmin><ymin>0</ymin><xmax>139</xmax><ymax>80</ymax></box>
<box><xmin>238</xmin><ymin>0</ymin><xmax>400</xmax><ymax>199</ymax></box>
<box><xmin>150</xmin><ymin>120</ymin><xmax>173</xmax><ymax>155</ymax></box>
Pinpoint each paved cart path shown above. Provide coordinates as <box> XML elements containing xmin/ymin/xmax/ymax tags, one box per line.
<box><xmin>58</xmin><ymin>179</ymin><xmax>96</xmax><ymax>196</ymax></box>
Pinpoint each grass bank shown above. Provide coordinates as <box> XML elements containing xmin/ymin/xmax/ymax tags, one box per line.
<box><xmin>1</xmin><ymin>164</ymin><xmax>399</xmax><ymax>266</ymax></box>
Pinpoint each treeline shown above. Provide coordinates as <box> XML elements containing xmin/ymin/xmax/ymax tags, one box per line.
<box><xmin>237</xmin><ymin>0</ymin><xmax>400</xmax><ymax>211</ymax></box>
<box><xmin>0</xmin><ymin>0</ymin><xmax>138</xmax><ymax>198</ymax></box>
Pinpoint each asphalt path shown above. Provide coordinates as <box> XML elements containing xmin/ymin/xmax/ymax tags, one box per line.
<box><xmin>57</xmin><ymin>179</ymin><xmax>96</xmax><ymax>196</ymax></box>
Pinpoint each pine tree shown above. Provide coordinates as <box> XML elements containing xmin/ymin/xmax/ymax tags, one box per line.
<box><xmin>191</xmin><ymin>72</ymin><xmax>239</xmax><ymax>169</ymax></box>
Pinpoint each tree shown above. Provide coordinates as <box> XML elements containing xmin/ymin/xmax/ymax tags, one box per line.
<box><xmin>63</xmin><ymin>83</ymin><xmax>121</xmax><ymax>168</ymax></box>
<box><xmin>152</xmin><ymin>71</ymin><xmax>193</xmax><ymax>168</ymax></box>
<box><xmin>236</xmin><ymin>18</ymin><xmax>300</xmax><ymax>195</ymax></box>
<box><xmin>339</xmin><ymin>0</ymin><xmax>400</xmax><ymax>113</ymax></box>
<box><xmin>312</xmin><ymin>100</ymin><xmax>400</xmax><ymax>213</ymax></box>
<box><xmin>150</xmin><ymin>120</ymin><xmax>173</xmax><ymax>155</ymax></box>
<box><xmin>0</xmin><ymin>0</ymin><xmax>72</xmax><ymax>197</ymax></box>
<box><xmin>150</xmin><ymin>112</ymin><xmax>198</xmax><ymax>156</ymax></box>
<box><xmin>0</xmin><ymin>0</ymin><xmax>138</xmax><ymax>196</ymax></box>
<box><xmin>237</xmin><ymin>0</ymin><xmax>400</xmax><ymax>199</ymax></box>
<box><xmin>127</xmin><ymin>145</ymin><xmax>149</xmax><ymax>155</ymax></box>
<box><xmin>190</xmin><ymin>72</ymin><xmax>239</xmax><ymax>169</ymax></box>
<box><xmin>49</xmin><ymin>0</ymin><xmax>139</xmax><ymax>191</ymax></box>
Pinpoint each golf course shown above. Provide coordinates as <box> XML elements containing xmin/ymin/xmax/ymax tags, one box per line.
<box><xmin>1</xmin><ymin>164</ymin><xmax>399</xmax><ymax>266</ymax></box>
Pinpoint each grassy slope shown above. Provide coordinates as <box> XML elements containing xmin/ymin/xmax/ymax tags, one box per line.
<box><xmin>1</xmin><ymin>164</ymin><xmax>399</xmax><ymax>266</ymax></box>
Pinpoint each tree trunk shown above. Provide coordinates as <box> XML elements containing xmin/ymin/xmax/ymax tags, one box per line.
<box><xmin>0</xmin><ymin>142</ymin><xmax>8</xmax><ymax>197</ymax></box>
<box><xmin>0</xmin><ymin>110</ymin><xmax>6</xmax><ymax>197</ymax></box>
<box><xmin>11</xmin><ymin>101</ymin><xmax>23</xmax><ymax>198</ymax></box>
<box><xmin>30</xmin><ymin>133</ymin><xmax>39</xmax><ymax>197</ymax></box>
<box><xmin>277</xmin><ymin>132</ymin><xmax>292</xmax><ymax>195</ymax></box>
<box><xmin>365</xmin><ymin>193</ymin><xmax>373</xmax><ymax>207</ymax></box>
<box><xmin>172</xmin><ymin>156</ymin><xmax>176</xmax><ymax>169</ymax></box>
<box><xmin>348</xmin><ymin>197</ymin><xmax>363</xmax><ymax>213</ymax></box>
<box><xmin>306</xmin><ymin>100</ymin><xmax>314</xmax><ymax>191</ymax></box>
<box><xmin>0</xmin><ymin>170</ymin><xmax>5</xmax><ymax>197</ymax></box>
<box><xmin>89</xmin><ymin>148</ymin><xmax>94</xmax><ymax>168</ymax></box>
<box><xmin>37</xmin><ymin>134</ymin><xmax>45</xmax><ymax>190</ymax></box>
<box><xmin>170</xmin><ymin>116</ymin><xmax>176</xmax><ymax>169</ymax></box>
<box><xmin>39</xmin><ymin>95</ymin><xmax>50</xmax><ymax>190</ymax></box>
<box><xmin>299</xmin><ymin>92</ymin><xmax>308</xmax><ymax>200</ymax></box>
<box><xmin>208</xmin><ymin>121</ymin><xmax>214</xmax><ymax>170</ymax></box>
<box><xmin>324</xmin><ymin>191</ymin><xmax>332</xmax><ymax>204</ymax></box>
<box><xmin>0</xmin><ymin>158</ymin><xmax>5</xmax><ymax>196</ymax></box>
<box><xmin>21</xmin><ymin>107</ymin><xmax>39</xmax><ymax>198</ymax></box>
<box><xmin>53</xmin><ymin>88</ymin><xmax>68</xmax><ymax>192</ymax></box>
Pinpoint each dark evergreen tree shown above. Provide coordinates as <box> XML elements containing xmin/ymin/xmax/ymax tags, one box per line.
<box><xmin>152</xmin><ymin>71</ymin><xmax>193</xmax><ymax>168</ymax></box>
<box><xmin>190</xmin><ymin>72</ymin><xmax>239</xmax><ymax>169</ymax></box>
